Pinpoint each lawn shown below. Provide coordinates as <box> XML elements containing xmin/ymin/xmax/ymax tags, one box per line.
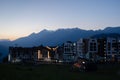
<box><xmin>0</xmin><ymin>63</ymin><xmax>120</xmax><ymax>80</ymax></box>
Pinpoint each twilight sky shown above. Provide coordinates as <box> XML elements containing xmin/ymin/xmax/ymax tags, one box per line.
<box><xmin>0</xmin><ymin>0</ymin><xmax>120</xmax><ymax>40</ymax></box>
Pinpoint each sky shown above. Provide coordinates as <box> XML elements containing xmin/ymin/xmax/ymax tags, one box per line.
<box><xmin>0</xmin><ymin>0</ymin><xmax>120</xmax><ymax>40</ymax></box>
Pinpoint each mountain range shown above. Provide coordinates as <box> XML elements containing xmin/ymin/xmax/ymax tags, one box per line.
<box><xmin>0</xmin><ymin>26</ymin><xmax>120</xmax><ymax>59</ymax></box>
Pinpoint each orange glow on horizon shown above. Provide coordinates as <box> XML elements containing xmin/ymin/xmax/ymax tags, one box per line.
<box><xmin>0</xmin><ymin>33</ymin><xmax>30</xmax><ymax>41</ymax></box>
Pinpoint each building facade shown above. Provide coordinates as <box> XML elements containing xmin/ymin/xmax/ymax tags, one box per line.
<box><xmin>104</xmin><ymin>37</ymin><xmax>120</xmax><ymax>62</ymax></box>
<box><xmin>63</xmin><ymin>41</ymin><xmax>76</xmax><ymax>62</ymax></box>
<box><xmin>8</xmin><ymin>46</ymin><xmax>59</xmax><ymax>63</ymax></box>
<box><xmin>76</xmin><ymin>39</ymin><xmax>88</xmax><ymax>59</ymax></box>
<box><xmin>87</xmin><ymin>38</ymin><xmax>98</xmax><ymax>61</ymax></box>
<box><xmin>76</xmin><ymin>38</ymin><xmax>120</xmax><ymax>62</ymax></box>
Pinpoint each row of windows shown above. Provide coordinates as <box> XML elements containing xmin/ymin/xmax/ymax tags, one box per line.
<box><xmin>90</xmin><ymin>43</ymin><xmax>96</xmax><ymax>45</ymax></box>
<box><xmin>90</xmin><ymin>48</ymin><xmax>97</xmax><ymax>51</ymax></box>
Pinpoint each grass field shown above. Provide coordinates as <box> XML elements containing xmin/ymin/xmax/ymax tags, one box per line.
<box><xmin>0</xmin><ymin>63</ymin><xmax>120</xmax><ymax>80</ymax></box>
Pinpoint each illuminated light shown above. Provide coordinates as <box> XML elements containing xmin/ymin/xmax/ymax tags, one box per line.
<box><xmin>38</xmin><ymin>50</ymin><xmax>42</xmax><ymax>59</ymax></box>
<box><xmin>46</xmin><ymin>46</ymin><xmax>51</xmax><ymax>50</ymax></box>
<box><xmin>53</xmin><ymin>46</ymin><xmax>58</xmax><ymax>51</ymax></box>
<box><xmin>73</xmin><ymin>43</ymin><xmax>76</xmax><ymax>46</ymax></box>
<box><xmin>8</xmin><ymin>54</ymin><xmax>11</xmax><ymax>62</ymax></box>
<box><xmin>46</xmin><ymin>46</ymin><xmax>58</xmax><ymax>51</ymax></box>
<box><xmin>82</xmin><ymin>61</ymin><xmax>85</xmax><ymax>64</ymax></box>
<box><xmin>48</xmin><ymin>51</ymin><xmax>50</xmax><ymax>59</ymax></box>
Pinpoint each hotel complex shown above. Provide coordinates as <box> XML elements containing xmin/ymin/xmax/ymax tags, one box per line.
<box><xmin>8</xmin><ymin>37</ymin><xmax>120</xmax><ymax>63</ymax></box>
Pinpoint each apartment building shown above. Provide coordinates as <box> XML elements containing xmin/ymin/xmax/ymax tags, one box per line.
<box><xmin>76</xmin><ymin>39</ymin><xmax>88</xmax><ymax>59</ymax></box>
<box><xmin>63</xmin><ymin>41</ymin><xmax>76</xmax><ymax>62</ymax></box>
<box><xmin>104</xmin><ymin>37</ymin><xmax>120</xmax><ymax>62</ymax></box>
<box><xmin>76</xmin><ymin>38</ymin><xmax>120</xmax><ymax>62</ymax></box>
<box><xmin>87</xmin><ymin>38</ymin><xmax>98</xmax><ymax>61</ymax></box>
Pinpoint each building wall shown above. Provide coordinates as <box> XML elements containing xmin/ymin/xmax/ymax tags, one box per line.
<box><xmin>8</xmin><ymin>46</ymin><xmax>59</xmax><ymax>63</ymax></box>
<box><xmin>97</xmin><ymin>38</ymin><xmax>106</xmax><ymax>57</ymax></box>
<box><xmin>76</xmin><ymin>38</ymin><xmax>120</xmax><ymax>62</ymax></box>
<box><xmin>63</xmin><ymin>41</ymin><xmax>76</xmax><ymax>62</ymax></box>
<box><xmin>76</xmin><ymin>39</ymin><xmax>87</xmax><ymax>58</ymax></box>
<box><xmin>8</xmin><ymin>47</ymin><xmax>38</xmax><ymax>63</ymax></box>
<box><xmin>117</xmin><ymin>38</ymin><xmax>120</xmax><ymax>61</ymax></box>
<box><xmin>104</xmin><ymin>37</ymin><xmax>120</xmax><ymax>62</ymax></box>
<box><xmin>87</xmin><ymin>39</ymin><xmax>98</xmax><ymax>60</ymax></box>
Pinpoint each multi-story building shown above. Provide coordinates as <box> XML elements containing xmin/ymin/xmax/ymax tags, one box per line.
<box><xmin>74</xmin><ymin>37</ymin><xmax>120</xmax><ymax>62</ymax></box>
<box><xmin>97</xmin><ymin>38</ymin><xmax>106</xmax><ymax>57</ymax></box>
<box><xmin>87</xmin><ymin>37</ymin><xmax>120</xmax><ymax>62</ymax></box>
<box><xmin>63</xmin><ymin>41</ymin><xmax>76</xmax><ymax>62</ymax></box>
<box><xmin>8</xmin><ymin>46</ymin><xmax>59</xmax><ymax>63</ymax></box>
<box><xmin>87</xmin><ymin>38</ymin><xmax>98</xmax><ymax>61</ymax></box>
<box><xmin>76</xmin><ymin>39</ymin><xmax>88</xmax><ymax>59</ymax></box>
<box><xmin>105</xmin><ymin>37</ymin><xmax>120</xmax><ymax>62</ymax></box>
<box><xmin>117</xmin><ymin>38</ymin><xmax>120</xmax><ymax>62</ymax></box>
<box><xmin>57</xmin><ymin>46</ymin><xmax>64</xmax><ymax>61</ymax></box>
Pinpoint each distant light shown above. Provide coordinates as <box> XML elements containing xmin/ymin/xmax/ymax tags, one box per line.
<box><xmin>73</xmin><ymin>43</ymin><xmax>76</xmax><ymax>46</ymax></box>
<box><xmin>82</xmin><ymin>61</ymin><xmax>85</xmax><ymax>64</ymax></box>
<box><xmin>119</xmin><ymin>40</ymin><xmax>120</xmax><ymax>42</ymax></box>
<box><xmin>8</xmin><ymin>54</ymin><xmax>11</xmax><ymax>62</ymax></box>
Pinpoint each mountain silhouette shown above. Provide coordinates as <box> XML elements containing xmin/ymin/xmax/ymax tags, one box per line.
<box><xmin>12</xmin><ymin>27</ymin><xmax>120</xmax><ymax>47</ymax></box>
<box><xmin>12</xmin><ymin>28</ymin><xmax>96</xmax><ymax>47</ymax></box>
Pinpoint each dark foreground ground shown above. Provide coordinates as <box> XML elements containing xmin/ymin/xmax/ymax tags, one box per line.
<box><xmin>0</xmin><ymin>63</ymin><xmax>120</xmax><ymax>80</ymax></box>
